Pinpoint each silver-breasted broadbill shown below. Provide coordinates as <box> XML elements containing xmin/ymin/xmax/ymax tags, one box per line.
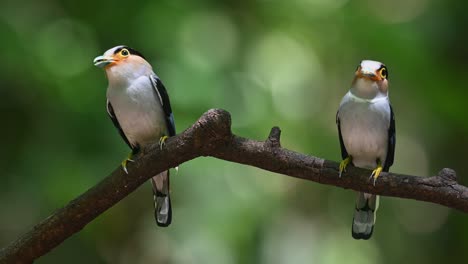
<box><xmin>336</xmin><ymin>60</ymin><xmax>396</xmax><ymax>239</ymax></box>
<box><xmin>94</xmin><ymin>45</ymin><xmax>176</xmax><ymax>227</ymax></box>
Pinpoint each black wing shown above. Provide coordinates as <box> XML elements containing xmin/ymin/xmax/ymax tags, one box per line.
<box><xmin>106</xmin><ymin>100</ymin><xmax>138</xmax><ymax>152</ymax></box>
<box><xmin>336</xmin><ymin>111</ymin><xmax>348</xmax><ymax>160</ymax></box>
<box><xmin>383</xmin><ymin>105</ymin><xmax>396</xmax><ymax>172</ymax></box>
<box><xmin>150</xmin><ymin>75</ymin><xmax>176</xmax><ymax>136</ymax></box>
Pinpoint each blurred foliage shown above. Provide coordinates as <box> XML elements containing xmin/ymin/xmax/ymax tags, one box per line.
<box><xmin>1</xmin><ymin>0</ymin><xmax>468</xmax><ymax>263</ymax></box>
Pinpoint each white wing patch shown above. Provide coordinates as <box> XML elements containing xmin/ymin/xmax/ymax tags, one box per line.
<box><xmin>150</xmin><ymin>75</ymin><xmax>164</xmax><ymax>107</ymax></box>
<box><xmin>106</xmin><ymin>99</ymin><xmax>113</xmax><ymax>117</ymax></box>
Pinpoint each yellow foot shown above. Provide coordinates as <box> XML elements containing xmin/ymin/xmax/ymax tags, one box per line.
<box><xmin>159</xmin><ymin>135</ymin><xmax>169</xmax><ymax>150</ymax></box>
<box><xmin>369</xmin><ymin>161</ymin><xmax>383</xmax><ymax>186</ymax></box>
<box><xmin>121</xmin><ymin>152</ymin><xmax>134</xmax><ymax>174</ymax></box>
<box><xmin>339</xmin><ymin>156</ymin><xmax>352</xmax><ymax>178</ymax></box>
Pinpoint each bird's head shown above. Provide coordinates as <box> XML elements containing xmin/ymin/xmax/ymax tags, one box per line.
<box><xmin>350</xmin><ymin>60</ymin><xmax>389</xmax><ymax>99</ymax></box>
<box><xmin>94</xmin><ymin>45</ymin><xmax>152</xmax><ymax>84</ymax></box>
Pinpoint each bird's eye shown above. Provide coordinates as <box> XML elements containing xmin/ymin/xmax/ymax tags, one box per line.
<box><xmin>379</xmin><ymin>67</ymin><xmax>388</xmax><ymax>79</ymax></box>
<box><xmin>120</xmin><ymin>49</ymin><xmax>129</xmax><ymax>57</ymax></box>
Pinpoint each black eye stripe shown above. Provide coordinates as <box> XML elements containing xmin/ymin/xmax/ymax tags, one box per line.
<box><xmin>113</xmin><ymin>46</ymin><xmax>146</xmax><ymax>59</ymax></box>
<box><xmin>113</xmin><ymin>47</ymin><xmax>124</xmax><ymax>54</ymax></box>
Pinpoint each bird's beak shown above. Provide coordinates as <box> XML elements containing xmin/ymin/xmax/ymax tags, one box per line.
<box><xmin>93</xmin><ymin>55</ymin><xmax>114</xmax><ymax>68</ymax></box>
<box><xmin>361</xmin><ymin>70</ymin><xmax>376</xmax><ymax>78</ymax></box>
<box><xmin>358</xmin><ymin>69</ymin><xmax>378</xmax><ymax>80</ymax></box>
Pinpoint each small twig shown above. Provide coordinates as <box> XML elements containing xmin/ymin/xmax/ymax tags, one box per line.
<box><xmin>266</xmin><ymin>126</ymin><xmax>281</xmax><ymax>148</ymax></box>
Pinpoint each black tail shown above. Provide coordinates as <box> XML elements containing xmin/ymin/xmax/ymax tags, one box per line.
<box><xmin>352</xmin><ymin>192</ymin><xmax>379</xmax><ymax>240</ymax></box>
<box><xmin>151</xmin><ymin>170</ymin><xmax>172</xmax><ymax>227</ymax></box>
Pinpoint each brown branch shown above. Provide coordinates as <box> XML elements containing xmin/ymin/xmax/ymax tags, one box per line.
<box><xmin>0</xmin><ymin>108</ymin><xmax>466</xmax><ymax>263</ymax></box>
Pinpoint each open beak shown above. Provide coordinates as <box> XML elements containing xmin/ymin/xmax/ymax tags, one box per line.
<box><xmin>93</xmin><ymin>55</ymin><xmax>114</xmax><ymax>68</ymax></box>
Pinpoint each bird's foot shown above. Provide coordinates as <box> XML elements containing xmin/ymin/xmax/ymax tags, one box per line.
<box><xmin>369</xmin><ymin>161</ymin><xmax>383</xmax><ymax>186</ymax></box>
<box><xmin>121</xmin><ymin>152</ymin><xmax>135</xmax><ymax>174</ymax></box>
<box><xmin>339</xmin><ymin>156</ymin><xmax>352</xmax><ymax>178</ymax></box>
<box><xmin>159</xmin><ymin>136</ymin><xmax>169</xmax><ymax>150</ymax></box>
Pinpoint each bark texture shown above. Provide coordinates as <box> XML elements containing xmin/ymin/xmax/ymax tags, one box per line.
<box><xmin>0</xmin><ymin>109</ymin><xmax>465</xmax><ymax>263</ymax></box>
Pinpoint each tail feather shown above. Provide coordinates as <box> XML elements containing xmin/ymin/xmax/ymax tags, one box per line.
<box><xmin>352</xmin><ymin>192</ymin><xmax>379</xmax><ymax>240</ymax></box>
<box><xmin>151</xmin><ymin>170</ymin><xmax>172</xmax><ymax>227</ymax></box>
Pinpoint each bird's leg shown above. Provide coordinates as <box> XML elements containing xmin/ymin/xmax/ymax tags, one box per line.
<box><xmin>158</xmin><ymin>136</ymin><xmax>178</xmax><ymax>173</ymax></box>
<box><xmin>339</xmin><ymin>156</ymin><xmax>352</xmax><ymax>178</ymax></box>
<box><xmin>159</xmin><ymin>135</ymin><xmax>169</xmax><ymax>150</ymax></box>
<box><xmin>370</xmin><ymin>159</ymin><xmax>383</xmax><ymax>186</ymax></box>
<box><xmin>121</xmin><ymin>152</ymin><xmax>135</xmax><ymax>174</ymax></box>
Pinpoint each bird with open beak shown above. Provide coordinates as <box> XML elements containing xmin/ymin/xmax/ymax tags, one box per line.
<box><xmin>94</xmin><ymin>45</ymin><xmax>176</xmax><ymax>227</ymax></box>
<box><xmin>336</xmin><ymin>60</ymin><xmax>396</xmax><ymax>239</ymax></box>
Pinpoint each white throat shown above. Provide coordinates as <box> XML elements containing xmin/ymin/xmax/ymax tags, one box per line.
<box><xmin>106</xmin><ymin>62</ymin><xmax>153</xmax><ymax>87</ymax></box>
<box><xmin>350</xmin><ymin>78</ymin><xmax>387</xmax><ymax>101</ymax></box>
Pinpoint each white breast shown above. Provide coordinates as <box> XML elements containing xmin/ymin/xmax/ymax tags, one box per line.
<box><xmin>338</xmin><ymin>92</ymin><xmax>391</xmax><ymax>169</ymax></box>
<box><xmin>107</xmin><ymin>76</ymin><xmax>167</xmax><ymax>147</ymax></box>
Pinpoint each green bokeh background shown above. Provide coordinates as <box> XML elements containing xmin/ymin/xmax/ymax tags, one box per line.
<box><xmin>1</xmin><ymin>0</ymin><xmax>467</xmax><ymax>263</ymax></box>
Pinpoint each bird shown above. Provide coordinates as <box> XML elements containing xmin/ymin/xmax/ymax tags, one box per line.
<box><xmin>93</xmin><ymin>45</ymin><xmax>176</xmax><ymax>227</ymax></box>
<box><xmin>336</xmin><ymin>60</ymin><xmax>396</xmax><ymax>240</ymax></box>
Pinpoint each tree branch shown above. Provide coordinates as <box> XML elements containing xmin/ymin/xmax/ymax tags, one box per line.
<box><xmin>0</xmin><ymin>108</ymin><xmax>466</xmax><ymax>263</ymax></box>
